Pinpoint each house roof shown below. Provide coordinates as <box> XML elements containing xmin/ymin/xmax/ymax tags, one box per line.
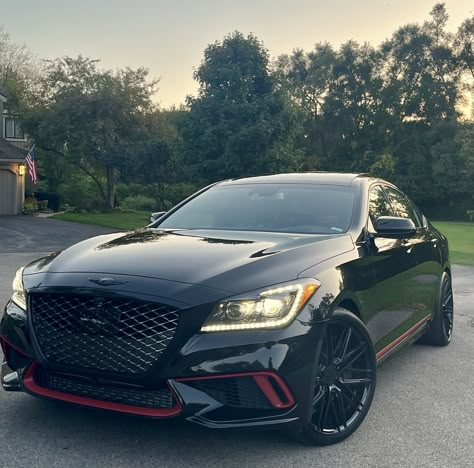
<box><xmin>0</xmin><ymin>138</ymin><xmax>28</xmax><ymax>162</ymax></box>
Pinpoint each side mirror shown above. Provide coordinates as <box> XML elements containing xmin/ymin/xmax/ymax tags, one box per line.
<box><xmin>374</xmin><ymin>216</ymin><xmax>416</xmax><ymax>239</ymax></box>
<box><xmin>149</xmin><ymin>211</ymin><xmax>166</xmax><ymax>224</ymax></box>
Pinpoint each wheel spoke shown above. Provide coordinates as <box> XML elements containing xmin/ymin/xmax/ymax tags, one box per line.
<box><xmin>442</xmin><ymin>292</ymin><xmax>453</xmax><ymax>308</ymax></box>
<box><xmin>329</xmin><ymin>393</ymin><xmax>340</xmax><ymax>431</ymax></box>
<box><xmin>340</xmin><ymin>328</ymin><xmax>352</xmax><ymax>360</ymax></box>
<box><xmin>319</xmin><ymin>389</ymin><xmax>331</xmax><ymax>428</ymax></box>
<box><xmin>336</xmin><ymin>391</ymin><xmax>348</xmax><ymax>429</ymax></box>
<box><xmin>313</xmin><ymin>388</ymin><xmax>325</xmax><ymax>407</ymax></box>
<box><xmin>327</xmin><ymin>325</ymin><xmax>335</xmax><ymax>362</ymax></box>
<box><xmin>340</xmin><ymin>377</ymin><xmax>372</xmax><ymax>385</ymax></box>
<box><xmin>333</xmin><ymin>328</ymin><xmax>345</xmax><ymax>357</ymax></box>
<box><xmin>337</xmin><ymin>381</ymin><xmax>365</xmax><ymax>411</ymax></box>
<box><xmin>336</xmin><ymin>343</ymin><xmax>367</xmax><ymax>375</ymax></box>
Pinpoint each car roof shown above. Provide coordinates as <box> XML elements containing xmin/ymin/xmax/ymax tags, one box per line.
<box><xmin>218</xmin><ymin>172</ymin><xmax>369</xmax><ymax>187</ymax></box>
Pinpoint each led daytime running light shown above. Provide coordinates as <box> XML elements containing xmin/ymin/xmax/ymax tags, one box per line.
<box><xmin>201</xmin><ymin>281</ymin><xmax>318</xmax><ymax>332</ymax></box>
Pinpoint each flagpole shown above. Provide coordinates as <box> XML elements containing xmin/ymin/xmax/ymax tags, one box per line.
<box><xmin>24</xmin><ymin>143</ymin><xmax>35</xmax><ymax>162</ymax></box>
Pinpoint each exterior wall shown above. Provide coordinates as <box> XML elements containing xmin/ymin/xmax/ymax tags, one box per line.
<box><xmin>0</xmin><ymin>162</ymin><xmax>24</xmax><ymax>215</ymax></box>
<box><xmin>1</xmin><ymin>92</ymin><xmax>29</xmax><ymax>149</ymax></box>
<box><xmin>0</xmin><ymin>92</ymin><xmax>27</xmax><ymax>215</ymax></box>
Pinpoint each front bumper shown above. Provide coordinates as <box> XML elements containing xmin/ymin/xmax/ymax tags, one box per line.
<box><xmin>1</xmin><ymin>298</ymin><xmax>323</xmax><ymax>431</ymax></box>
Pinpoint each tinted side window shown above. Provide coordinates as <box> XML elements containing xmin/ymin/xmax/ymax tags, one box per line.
<box><xmin>384</xmin><ymin>187</ymin><xmax>422</xmax><ymax>227</ymax></box>
<box><xmin>369</xmin><ymin>186</ymin><xmax>393</xmax><ymax>223</ymax></box>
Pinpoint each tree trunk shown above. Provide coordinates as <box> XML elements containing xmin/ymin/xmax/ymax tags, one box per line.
<box><xmin>158</xmin><ymin>183</ymin><xmax>165</xmax><ymax>210</ymax></box>
<box><xmin>105</xmin><ymin>166</ymin><xmax>115</xmax><ymax>210</ymax></box>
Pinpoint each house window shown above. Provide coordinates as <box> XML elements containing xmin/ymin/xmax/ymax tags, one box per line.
<box><xmin>4</xmin><ymin>116</ymin><xmax>25</xmax><ymax>139</ymax></box>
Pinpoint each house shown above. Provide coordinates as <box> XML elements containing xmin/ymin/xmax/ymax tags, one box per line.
<box><xmin>0</xmin><ymin>86</ymin><xmax>28</xmax><ymax>215</ymax></box>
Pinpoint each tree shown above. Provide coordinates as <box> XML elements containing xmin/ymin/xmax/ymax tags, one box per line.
<box><xmin>455</xmin><ymin>13</ymin><xmax>474</xmax><ymax>80</ymax></box>
<box><xmin>381</xmin><ymin>3</ymin><xmax>459</xmax><ymax>124</ymax></box>
<box><xmin>126</xmin><ymin>110</ymin><xmax>185</xmax><ymax>210</ymax></box>
<box><xmin>183</xmin><ymin>31</ymin><xmax>300</xmax><ymax>183</ymax></box>
<box><xmin>275</xmin><ymin>43</ymin><xmax>337</xmax><ymax>168</ymax></box>
<box><xmin>22</xmin><ymin>56</ymin><xmax>158</xmax><ymax>209</ymax></box>
<box><xmin>0</xmin><ymin>26</ymin><xmax>41</xmax><ymax>107</ymax></box>
<box><xmin>276</xmin><ymin>40</ymin><xmax>386</xmax><ymax>171</ymax></box>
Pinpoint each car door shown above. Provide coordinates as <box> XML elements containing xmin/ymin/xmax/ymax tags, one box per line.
<box><xmin>383</xmin><ymin>186</ymin><xmax>441</xmax><ymax>325</ymax></box>
<box><xmin>363</xmin><ymin>184</ymin><xmax>420</xmax><ymax>356</ymax></box>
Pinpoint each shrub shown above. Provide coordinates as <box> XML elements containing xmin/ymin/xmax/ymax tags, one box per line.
<box><xmin>58</xmin><ymin>176</ymin><xmax>102</xmax><ymax>210</ymax></box>
<box><xmin>121</xmin><ymin>194</ymin><xmax>156</xmax><ymax>211</ymax></box>
<box><xmin>23</xmin><ymin>197</ymin><xmax>39</xmax><ymax>214</ymax></box>
<box><xmin>166</xmin><ymin>183</ymin><xmax>198</xmax><ymax>207</ymax></box>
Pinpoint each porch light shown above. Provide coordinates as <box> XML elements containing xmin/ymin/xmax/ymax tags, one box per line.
<box><xmin>17</xmin><ymin>163</ymin><xmax>27</xmax><ymax>176</ymax></box>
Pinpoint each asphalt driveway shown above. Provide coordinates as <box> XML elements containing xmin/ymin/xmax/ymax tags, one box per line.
<box><xmin>0</xmin><ymin>215</ymin><xmax>473</xmax><ymax>468</ymax></box>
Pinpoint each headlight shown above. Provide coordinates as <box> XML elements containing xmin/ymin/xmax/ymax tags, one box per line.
<box><xmin>201</xmin><ymin>279</ymin><xmax>319</xmax><ymax>332</ymax></box>
<box><xmin>11</xmin><ymin>267</ymin><xmax>26</xmax><ymax>310</ymax></box>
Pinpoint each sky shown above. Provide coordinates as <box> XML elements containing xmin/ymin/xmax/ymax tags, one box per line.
<box><xmin>2</xmin><ymin>0</ymin><xmax>473</xmax><ymax>108</ymax></box>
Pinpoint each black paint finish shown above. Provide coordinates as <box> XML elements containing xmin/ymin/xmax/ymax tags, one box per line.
<box><xmin>0</xmin><ymin>173</ymin><xmax>449</xmax><ymax>434</ymax></box>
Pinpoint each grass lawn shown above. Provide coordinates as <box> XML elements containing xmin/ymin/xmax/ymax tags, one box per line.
<box><xmin>52</xmin><ymin>210</ymin><xmax>150</xmax><ymax>231</ymax></box>
<box><xmin>433</xmin><ymin>221</ymin><xmax>474</xmax><ymax>266</ymax></box>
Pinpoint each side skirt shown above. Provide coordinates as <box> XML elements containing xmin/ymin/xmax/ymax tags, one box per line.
<box><xmin>376</xmin><ymin>314</ymin><xmax>431</xmax><ymax>366</ymax></box>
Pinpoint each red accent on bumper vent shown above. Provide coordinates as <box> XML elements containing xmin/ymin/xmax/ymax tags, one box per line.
<box><xmin>176</xmin><ymin>371</ymin><xmax>295</xmax><ymax>409</ymax></box>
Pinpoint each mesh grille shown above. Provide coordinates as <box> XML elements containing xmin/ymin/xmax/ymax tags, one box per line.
<box><xmin>189</xmin><ymin>377</ymin><xmax>272</xmax><ymax>409</ymax></box>
<box><xmin>35</xmin><ymin>366</ymin><xmax>174</xmax><ymax>409</ymax></box>
<box><xmin>30</xmin><ymin>293</ymin><xmax>180</xmax><ymax>374</ymax></box>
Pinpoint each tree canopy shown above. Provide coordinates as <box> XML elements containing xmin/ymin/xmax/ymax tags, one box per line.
<box><xmin>182</xmin><ymin>32</ymin><xmax>300</xmax><ymax>182</ymax></box>
<box><xmin>22</xmin><ymin>56</ymin><xmax>158</xmax><ymax>209</ymax></box>
<box><xmin>1</xmin><ymin>2</ymin><xmax>473</xmax><ymax>219</ymax></box>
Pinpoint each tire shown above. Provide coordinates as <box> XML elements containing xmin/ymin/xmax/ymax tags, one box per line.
<box><xmin>418</xmin><ymin>272</ymin><xmax>453</xmax><ymax>347</ymax></box>
<box><xmin>293</xmin><ymin>308</ymin><xmax>377</xmax><ymax>446</ymax></box>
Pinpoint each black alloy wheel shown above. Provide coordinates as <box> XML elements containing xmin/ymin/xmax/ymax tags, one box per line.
<box><xmin>295</xmin><ymin>309</ymin><xmax>376</xmax><ymax>445</ymax></box>
<box><xmin>419</xmin><ymin>272</ymin><xmax>454</xmax><ymax>346</ymax></box>
<box><xmin>441</xmin><ymin>275</ymin><xmax>454</xmax><ymax>342</ymax></box>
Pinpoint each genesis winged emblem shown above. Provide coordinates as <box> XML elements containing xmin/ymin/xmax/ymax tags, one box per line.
<box><xmin>88</xmin><ymin>276</ymin><xmax>128</xmax><ymax>286</ymax></box>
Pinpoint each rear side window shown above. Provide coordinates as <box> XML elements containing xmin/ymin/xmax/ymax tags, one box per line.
<box><xmin>384</xmin><ymin>187</ymin><xmax>422</xmax><ymax>228</ymax></box>
<box><xmin>368</xmin><ymin>186</ymin><xmax>393</xmax><ymax>223</ymax></box>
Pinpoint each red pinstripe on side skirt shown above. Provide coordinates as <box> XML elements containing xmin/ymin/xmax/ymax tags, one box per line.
<box><xmin>376</xmin><ymin>314</ymin><xmax>432</xmax><ymax>361</ymax></box>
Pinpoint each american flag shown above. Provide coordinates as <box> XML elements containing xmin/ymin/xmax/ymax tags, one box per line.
<box><xmin>25</xmin><ymin>146</ymin><xmax>38</xmax><ymax>184</ymax></box>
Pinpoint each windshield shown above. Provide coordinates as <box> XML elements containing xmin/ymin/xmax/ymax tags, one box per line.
<box><xmin>158</xmin><ymin>183</ymin><xmax>356</xmax><ymax>234</ymax></box>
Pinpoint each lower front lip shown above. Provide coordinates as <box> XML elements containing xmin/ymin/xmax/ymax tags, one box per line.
<box><xmin>20</xmin><ymin>362</ymin><xmax>296</xmax><ymax>418</ymax></box>
<box><xmin>22</xmin><ymin>362</ymin><xmax>182</xmax><ymax>417</ymax></box>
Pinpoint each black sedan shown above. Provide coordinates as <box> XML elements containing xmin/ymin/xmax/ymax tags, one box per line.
<box><xmin>0</xmin><ymin>173</ymin><xmax>453</xmax><ymax>445</ymax></box>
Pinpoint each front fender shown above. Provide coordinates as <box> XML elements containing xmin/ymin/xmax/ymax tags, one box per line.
<box><xmin>297</xmin><ymin>247</ymin><xmax>374</xmax><ymax>324</ymax></box>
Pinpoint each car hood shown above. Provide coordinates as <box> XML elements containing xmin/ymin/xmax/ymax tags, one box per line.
<box><xmin>24</xmin><ymin>228</ymin><xmax>354</xmax><ymax>294</ymax></box>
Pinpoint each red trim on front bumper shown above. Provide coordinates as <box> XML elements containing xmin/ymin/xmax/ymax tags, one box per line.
<box><xmin>176</xmin><ymin>371</ymin><xmax>296</xmax><ymax>409</ymax></box>
<box><xmin>22</xmin><ymin>362</ymin><xmax>182</xmax><ymax>417</ymax></box>
<box><xmin>376</xmin><ymin>314</ymin><xmax>432</xmax><ymax>361</ymax></box>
